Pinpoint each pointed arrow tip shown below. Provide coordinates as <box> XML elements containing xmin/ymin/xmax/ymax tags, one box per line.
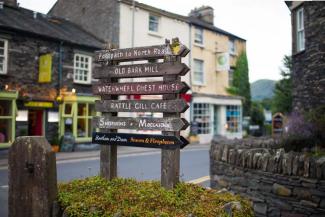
<box><xmin>180</xmin><ymin>136</ymin><xmax>189</xmax><ymax>149</ymax></box>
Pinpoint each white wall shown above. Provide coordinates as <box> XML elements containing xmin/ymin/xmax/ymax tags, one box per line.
<box><xmin>119</xmin><ymin>3</ymin><xmax>191</xmax><ymax>136</ymax></box>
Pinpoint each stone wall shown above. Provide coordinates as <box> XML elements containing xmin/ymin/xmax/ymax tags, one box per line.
<box><xmin>291</xmin><ymin>2</ymin><xmax>325</xmax><ymax>112</ymax></box>
<box><xmin>210</xmin><ymin>138</ymin><xmax>325</xmax><ymax>217</ymax></box>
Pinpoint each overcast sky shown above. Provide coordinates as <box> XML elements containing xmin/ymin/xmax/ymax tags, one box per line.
<box><xmin>18</xmin><ymin>0</ymin><xmax>292</xmax><ymax>82</ymax></box>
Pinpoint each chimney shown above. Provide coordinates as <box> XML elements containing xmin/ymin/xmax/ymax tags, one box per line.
<box><xmin>4</xmin><ymin>0</ymin><xmax>17</xmax><ymax>7</ymax></box>
<box><xmin>189</xmin><ymin>6</ymin><xmax>214</xmax><ymax>25</ymax></box>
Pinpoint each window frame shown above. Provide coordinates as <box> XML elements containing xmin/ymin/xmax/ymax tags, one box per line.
<box><xmin>226</xmin><ymin>105</ymin><xmax>241</xmax><ymax>133</ymax></box>
<box><xmin>0</xmin><ymin>91</ymin><xmax>18</xmax><ymax>148</ymax></box>
<box><xmin>59</xmin><ymin>96</ymin><xmax>98</xmax><ymax>143</ymax></box>
<box><xmin>193</xmin><ymin>103</ymin><xmax>211</xmax><ymax>134</ymax></box>
<box><xmin>148</xmin><ymin>14</ymin><xmax>160</xmax><ymax>33</ymax></box>
<box><xmin>228</xmin><ymin>68</ymin><xmax>235</xmax><ymax>86</ymax></box>
<box><xmin>193</xmin><ymin>59</ymin><xmax>205</xmax><ymax>86</ymax></box>
<box><xmin>296</xmin><ymin>7</ymin><xmax>305</xmax><ymax>52</ymax></box>
<box><xmin>0</xmin><ymin>38</ymin><xmax>8</xmax><ymax>75</ymax></box>
<box><xmin>194</xmin><ymin>27</ymin><xmax>204</xmax><ymax>45</ymax></box>
<box><xmin>229</xmin><ymin>39</ymin><xmax>236</xmax><ymax>55</ymax></box>
<box><xmin>73</xmin><ymin>53</ymin><xmax>92</xmax><ymax>84</ymax></box>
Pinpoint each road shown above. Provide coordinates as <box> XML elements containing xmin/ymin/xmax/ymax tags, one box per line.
<box><xmin>0</xmin><ymin>146</ymin><xmax>210</xmax><ymax>217</ymax></box>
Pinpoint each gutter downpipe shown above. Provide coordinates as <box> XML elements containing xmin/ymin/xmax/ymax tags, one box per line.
<box><xmin>188</xmin><ymin>23</ymin><xmax>193</xmax><ymax>125</ymax></box>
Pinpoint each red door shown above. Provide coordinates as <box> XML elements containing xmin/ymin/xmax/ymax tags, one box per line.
<box><xmin>28</xmin><ymin>110</ymin><xmax>43</xmax><ymax>136</ymax></box>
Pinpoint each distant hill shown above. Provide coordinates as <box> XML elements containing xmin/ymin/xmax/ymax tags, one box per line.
<box><xmin>251</xmin><ymin>79</ymin><xmax>276</xmax><ymax>101</ymax></box>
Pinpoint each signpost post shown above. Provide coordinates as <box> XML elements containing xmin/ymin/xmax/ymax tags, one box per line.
<box><xmin>93</xmin><ymin>38</ymin><xmax>190</xmax><ymax>189</ymax></box>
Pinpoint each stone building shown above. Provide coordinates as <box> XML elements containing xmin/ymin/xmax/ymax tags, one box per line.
<box><xmin>49</xmin><ymin>0</ymin><xmax>246</xmax><ymax>142</ymax></box>
<box><xmin>0</xmin><ymin>0</ymin><xmax>104</xmax><ymax>148</ymax></box>
<box><xmin>286</xmin><ymin>1</ymin><xmax>325</xmax><ymax>112</ymax></box>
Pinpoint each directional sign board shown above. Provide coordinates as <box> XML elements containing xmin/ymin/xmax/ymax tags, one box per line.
<box><xmin>93</xmin><ymin>81</ymin><xmax>189</xmax><ymax>95</ymax></box>
<box><xmin>95</xmin><ymin>43</ymin><xmax>190</xmax><ymax>62</ymax></box>
<box><xmin>93</xmin><ymin>62</ymin><xmax>189</xmax><ymax>79</ymax></box>
<box><xmin>95</xmin><ymin>99</ymin><xmax>189</xmax><ymax>113</ymax></box>
<box><xmin>92</xmin><ymin>132</ymin><xmax>189</xmax><ymax>149</ymax></box>
<box><xmin>93</xmin><ymin>117</ymin><xmax>189</xmax><ymax>131</ymax></box>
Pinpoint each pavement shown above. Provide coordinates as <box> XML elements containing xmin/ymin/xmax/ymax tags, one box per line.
<box><xmin>0</xmin><ymin>143</ymin><xmax>210</xmax><ymax>169</ymax></box>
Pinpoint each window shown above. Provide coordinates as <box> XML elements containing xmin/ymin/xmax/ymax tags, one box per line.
<box><xmin>296</xmin><ymin>8</ymin><xmax>305</xmax><ymax>52</ymax></box>
<box><xmin>194</xmin><ymin>27</ymin><xmax>203</xmax><ymax>44</ymax></box>
<box><xmin>149</xmin><ymin>14</ymin><xmax>159</xmax><ymax>32</ymax></box>
<box><xmin>59</xmin><ymin>96</ymin><xmax>97</xmax><ymax>143</ymax></box>
<box><xmin>77</xmin><ymin>103</ymin><xmax>95</xmax><ymax>139</ymax></box>
<box><xmin>193</xmin><ymin>59</ymin><xmax>204</xmax><ymax>85</ymax></box>
<box><xmin>193</xmin><ymin>103</ymin><xmax>211</xmax><ymax>134</ymax></box>
<box><xmin>0</xmin><ymin>39</ymin><xmax>8</xmax><ymax>75</ymax></box>
<box><xmin>0</xmin><ymin>91</ymin><xmax>18</xmax><ymax>147</ymax></box>
<box><xmin>228</xmin><ymin>68</ymin><xmax>234</xmax><ymax>86</ymax></box>
<box><xmin>226</xmin><ymin>105</ymin><xmax>241</xmax><ymax>133</ymax></box>
<box><xmin>229</xmin><ymin>39</ymin><xmax>236</xmax><ymax>55</ymax></box>
<box><xmin>74</xmin><ymin>54</ymin><xmax>92</xmax><ymax>84</ymax></box>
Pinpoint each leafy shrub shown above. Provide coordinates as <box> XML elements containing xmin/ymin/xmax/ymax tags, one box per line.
<box><xmin>305</xmin><ymin>105</ymin><xmax>325</xmax><ymax>146</ymax></box>
<box><xmin>282</xmin><ymin>112</ymin><xmax>315</xmax><ymax>151</ymax></box>
<box><xmin>58</xmin><ymin>177</ymin><xmax>253</xmax><ymax>217</ymax></box>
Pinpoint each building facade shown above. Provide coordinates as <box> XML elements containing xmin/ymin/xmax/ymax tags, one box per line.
<box><xmin>188</xmin><ymin>7</ymin><xmax>246</xmax><ymax>143</ymax></box>
<box><xmin>286</xmin><ymin>1</ymin><xmax>325</xmax><ymax>112</ymax></box>
<box><xmin>0</xmin><ymin>1</ymin><xmax>103</xmax><ymax>148</ymax></box>
<box><xmin>50</xmin><ymin>0</ymin><xmax>247</xmax><ymax>143</ymax></box>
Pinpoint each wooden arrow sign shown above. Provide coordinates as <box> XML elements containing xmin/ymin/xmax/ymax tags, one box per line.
<box><xmin>93</xmin><ymin>81</ymin><xmax>190</xmax><ymax>95</ymax></box>
<box><xmin>92</xmin><ymin>132</ymin><xmax>189</xmax><ymax>149</ymax></box>
<box><xmin>95</xmin><ymin>99</ymin><xmax>189</xmax><ymax>113</ymax></box>
<box><xmin>95</xmin><ymin>43</ymin><xmax>189</xmax><ymax>62</ymax></box>
<box><xmin>93</xmin><ymin>62</ymin><xmax>189</xmax><ymax>79</ymax></box>
<box><xmin>93</xmin><ymin>117</ymin><xmax>189</xmax><ymax>131</ymax></box>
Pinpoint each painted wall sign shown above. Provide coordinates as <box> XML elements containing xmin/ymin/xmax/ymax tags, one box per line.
<box><xmin>95</xmin><ymin>43</ymin><xmax>189</xmax><ymax>62</ymax></box>
<box><xmin>95</xmin><ymin>99</ymin><xmax>189</xmax><ymax>113</ymax></box>
<box><xmin>92</xmin><ymin>132</ymin><xmax>189</xmax><ymax>149</ymax></box>
<box><xmin>93</xmin><ymin>116</ymin><xmax>189</xmax><ymax>131</ymax></box>
<box><xmin>24</xmin><ymin>101</ymin><xmax>53</xmax><ymax>108</ymax></box>
<box><xmin>93</xmin><ymin>81</ymin><xmax>189</xmax><ymax>95</ymax></box>
<box><xmin>93</xmin><ymin>62</ymin><xmax>189</xmax><ymax>79</ymax></box>
<box><xmin>38</xmin><ymin>54</ymin><xmax>52</xmax><ymax>83</ymax></box>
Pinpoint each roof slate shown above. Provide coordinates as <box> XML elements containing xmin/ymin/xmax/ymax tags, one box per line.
<box><xmin>0</xmin><ymin>5</ymin><xmax>104</xmax><ymax>49</ymax></box>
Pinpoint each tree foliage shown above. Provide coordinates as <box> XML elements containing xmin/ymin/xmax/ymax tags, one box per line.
<box><xmin>272</xmin><ymin>55</ymin><xmax>292</xmax><ymax>114</ymax></box>
<box><xmin>227</xmin><ymin>52</ymin><xmax>251</xmax><ymax>116</ymax></box>
<box><xmin>250</xmin><ymin>101</ymin><xmax>265</xmax><ymax>127</ymax></box>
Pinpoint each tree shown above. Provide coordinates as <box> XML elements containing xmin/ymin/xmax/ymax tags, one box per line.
<box><xmin>227</xmin><ymin>52</ymin><xmax>251</xmax><ymax>116</ymax></box>
<box><xmin>250</xmin><ymin>101</ymin><xmax>265</xmax><ymax>127</ymax></box>
<box><xmin>272</xmin><ymin>55</ymin><xmax>292</xmax><ymax>114</ymax></box>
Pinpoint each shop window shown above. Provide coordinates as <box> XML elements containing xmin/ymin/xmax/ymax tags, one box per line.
<box><xmin>193</xmin><ymin>103</ymin><xmax>211</xmax><ymax>134</ymax></box>
<box><xmin>74</xmin><ymin>53</ymin><xmax>92</xmax><ymax>84</ymax></box>
<box><xmin>0</xmin><ymin>96</ymin><xmax>16</xmax><ymax>146</ymax></box>
<box><xmin>60</xmin><ymin>97</ymin><xmax>98</xmax><ymax>142</ymax></box>
<box><xmin>77</xmin><ymin>103</ymin><xmax>94</xmax><ymax>138</ymax></box>
<box><xmin>226</xmin><ymin>105</ymin><xmax>241</xmax><ymax>133</ymax></box>
<box><xmin>0</xmin><ymin>39</ymin><xmax>8</xmax><ymax>75</ymax></box>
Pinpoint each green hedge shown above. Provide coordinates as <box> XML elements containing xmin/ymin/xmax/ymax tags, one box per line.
<box><xmin>58</xmin><ymin>177</ymin><xmax>253</xmax><ymax>217</ymax></box>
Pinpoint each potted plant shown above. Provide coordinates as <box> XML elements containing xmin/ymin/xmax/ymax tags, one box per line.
<box><xmin>50</xmin><ymin>134</ymin><xmax>60</xmax><ymax>152</ymax></box>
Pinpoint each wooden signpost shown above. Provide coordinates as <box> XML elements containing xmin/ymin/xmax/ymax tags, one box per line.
<box><xmin>93</xmin><ymin>38</ymin><xmax>190</xmax><ymax>189</ymax></box>
<box><xmin>95</xmin><ymin>99</ymin><xmax>189</xmax><ymax>113</ymax></box>
<box><xmin>93</xmin><ymin>116</ymin><xmax>189</xmax><ymax>131</ymax></box>
<box><xmin>94</xmin><ymin>62</ymin><xmax>189</xmax><ymax>79</ymax></box>
<box><xmin>93</xmin><ymin>132</ymin><xmax>189</xmax><ymax>149</ymax></box>
<box><xmin>93</xmin><ymin>81</ymin><xmax>190</xmax><ymax>95</ymax></box>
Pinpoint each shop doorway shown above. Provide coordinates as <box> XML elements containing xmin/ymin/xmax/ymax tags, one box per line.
<box><xmin>28</xmin><ymin>110</ymin><xmax>44</xmax><ymax>136</ymax></box>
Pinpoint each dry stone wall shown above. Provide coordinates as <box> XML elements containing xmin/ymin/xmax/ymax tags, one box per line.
<box><xmin>210</xmin><ymin>138</ymin><xmax>325</xmax><ymax>217</ymax></box>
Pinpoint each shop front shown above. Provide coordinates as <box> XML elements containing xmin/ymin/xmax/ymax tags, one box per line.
<box><xmin>59</xmin><ymin>94</ymin><xmax>99</xmax><ymax>144</ymax></box>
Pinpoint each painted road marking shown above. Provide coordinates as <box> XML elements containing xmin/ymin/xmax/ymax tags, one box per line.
<box><xmin>0</xmin><ymin>147</ymin><xmax>209</xmax><ymax>169</ymax></box>
<box><xmin>0</xmin><ymin>185</ymin><xmax>8</xmax><ymax>189</ymax></box>
<box><xmin>187</xmin><ymin>176</ymin><xmax>210</xmax><ymax>184</ymax></box>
